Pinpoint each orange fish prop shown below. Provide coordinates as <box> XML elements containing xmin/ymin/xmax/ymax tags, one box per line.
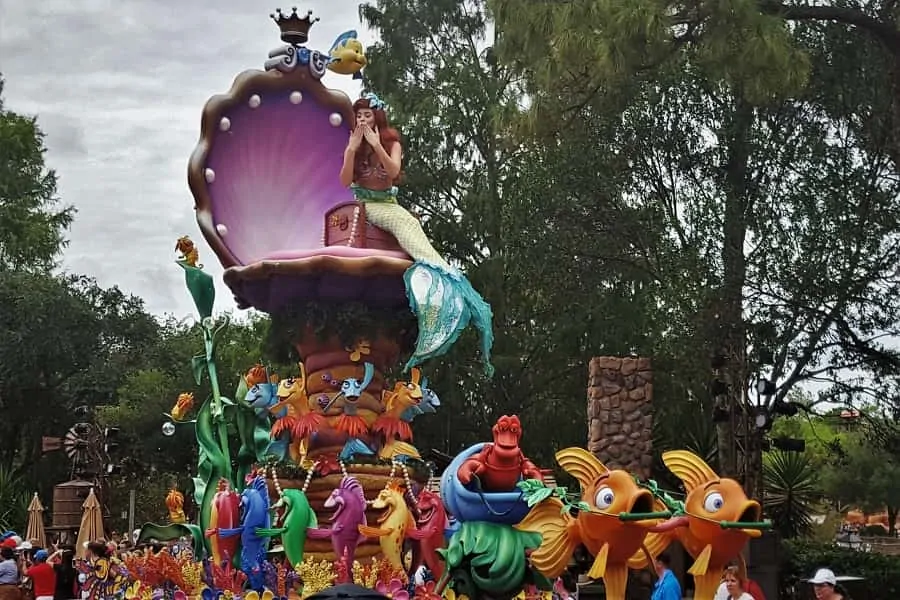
<box><xmin>637</xmin><ymin>450</ymin><xmax>768</xmax><ymax>600</ymax></box>
<box><xmin>515</xmin><ymin>448</ymin><xmax>667</xmax><ymax>600</ymax></box>
<box><xmin>169</xmin><ymin>392</ymin><xmax>195</xmax><ymax>422</ymax></box>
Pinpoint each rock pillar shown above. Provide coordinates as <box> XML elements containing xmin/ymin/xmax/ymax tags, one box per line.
<box><xmin>587</xmin><ymin>356</ymin><xmax>653</xmax><ymax>478</ymax></box>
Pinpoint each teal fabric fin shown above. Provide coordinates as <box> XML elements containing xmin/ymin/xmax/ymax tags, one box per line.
<box><xmin>403</xmin><ymin>261</ymin><xmax>494</xmax><ymax>376</ymax></box>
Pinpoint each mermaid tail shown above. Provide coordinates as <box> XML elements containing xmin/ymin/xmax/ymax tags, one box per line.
<box><xmin>359</xmin><ymin>191</ymin><xmax>494</xmax><ymax>376</ymax></box>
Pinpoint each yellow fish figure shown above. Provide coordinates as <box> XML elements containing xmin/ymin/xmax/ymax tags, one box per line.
<box><xmin>327</xmin><ymin>30</ymin><xmax>366</xmax><ymax>79</ymax></box>
<box><xmin>515</xmin><ymin>448</ymin><xmax>665</xmax><ymax>600</ymax></box>
<box><xmin>635</xmin><ymin>451</ymin><xmax>765</xmax><ymax>600</ymax></box>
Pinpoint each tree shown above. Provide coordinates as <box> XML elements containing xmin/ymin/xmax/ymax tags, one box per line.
<box><xmin>356</xmin><ymin>0</ymin><xmax>667</xmax><ymax>464</ymax></box>
<box><xmin>485</xmin><ymin>3</ymin><xmax>900</xmax><ymax>488</ymax></box>
<box><xmin>821</xmin><ymin>427</ymin><xmax>900</xmax><ymax>535</ymax></box>
<box><xmin>762</xmin><ymin>450</ymin><xmax>819</xmax><ymax>539</ymax></box>
<box><xmin>0</xmin><ymin>270</ymin><xmax>159</xmax><ymax>498</ymax></box>
<box><xmin>488</xmin><ymin>1</ymin><xmax>900</xmax><ymax>166</ymax></box>
<box><xmin>0</xmin><ymin>76</ymin><xmax>75</xmax><ymax>270</ymax></box>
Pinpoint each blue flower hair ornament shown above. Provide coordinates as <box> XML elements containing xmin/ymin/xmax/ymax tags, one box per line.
<box><xmin>361</xmin><ymin>92</ymin><xmax>386</xmax><ymax>111</ymax></box>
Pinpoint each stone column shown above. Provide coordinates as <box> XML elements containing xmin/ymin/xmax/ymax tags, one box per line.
<box><xmin>587</xmin><ymin>356</ymin><xmax>653</xmax><ymax>478</ymax></box>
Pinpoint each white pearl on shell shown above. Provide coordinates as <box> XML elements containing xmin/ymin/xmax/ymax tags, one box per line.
<box><xmin>205</xmin><ymin>168</ymin><xmax>215</xmax><ymax>183</ymax></box>
<box><xmin>329</xmin><ymin>112</ymin><xmax>342</xmax><ymax>126</ymax></box>
<box><xmin>249</xmin><ymin>94</ymin><xmax>261</xmax><ymax>108</ymax></box>
<box><xmin>219</xmin><ymin>117</ymin><xmax>231</xmax><ymax>131</ymax></box>
<box><xmin>290</xmin><ymin>91</ymin><xmax>303</xmax><ymax>104</ymax></box>
<box><xmin>216</xmin><ymin>223</ymin><xmax>228</xmax><ymax>236</ymax></box>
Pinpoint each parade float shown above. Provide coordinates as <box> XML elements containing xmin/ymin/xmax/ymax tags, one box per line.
<box><xmin>82</xmin><ymin>8</ymin><xmax>771</xmax><ymax>600</ymax></box>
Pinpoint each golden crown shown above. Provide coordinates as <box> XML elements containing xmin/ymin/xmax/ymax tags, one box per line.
<box><xmin>270</xmin><ymin>7</ymin><xmax>319</xmax><ymax>45</ymax></box>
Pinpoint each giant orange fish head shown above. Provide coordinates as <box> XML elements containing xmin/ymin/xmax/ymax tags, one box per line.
<box><xmin>661</xmin><ymin>450</ymin><xmax>763</xmax><ymax>566</ymax></box>
<box><xmin>556</xmin><ymin>448</ymin><xmax>658</xmax><ymax>558</ymax></box>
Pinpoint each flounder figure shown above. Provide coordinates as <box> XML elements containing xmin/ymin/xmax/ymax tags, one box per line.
<box><xmin>327</xmin><ymin>30</ymin><xmax>366</xmax><ymax>79</ymax></box>
<box><xmin>515</xmin><ymin>447</ymin><xmax>665</xmax><ymax>600</ymax></box>
<box><xmin>636</xmin><ymin>450</ymin><xmax>766</xmax><ymax>600</ymax></box>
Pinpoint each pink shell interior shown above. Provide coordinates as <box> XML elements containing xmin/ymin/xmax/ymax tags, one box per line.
<box><xmin>204</xmin><ymin>89</ymin><xmax>352</xmax><ymax>265</ymax></box>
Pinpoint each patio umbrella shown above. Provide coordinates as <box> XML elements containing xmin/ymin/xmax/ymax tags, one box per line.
<box><xmin>74</xmin><ymin>488</ymin><xmax>104</xmax><ymax>560</ymax></box>
<box><xmin>25</xmin><ymin>492</ymin><xmax>47</xmax><ymax>549</ymax></box>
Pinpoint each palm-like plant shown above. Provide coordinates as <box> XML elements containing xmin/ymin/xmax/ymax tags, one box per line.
<box><xmin>0</xmin><ymin>465</ymin><xmax>31</xmax><ymax>533</ymax></box>
<box><xmin>763</xmin><ymin>450</ymin><xmax>820</xmax><ymax>539</ymax></box>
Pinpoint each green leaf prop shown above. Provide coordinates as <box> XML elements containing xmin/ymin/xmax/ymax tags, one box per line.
<box><xmin>525</xmin><ymin>487</ymin><xmax>553</xmax><ymax>507</ymax></box>
<box><xmin>191</xmin><ymin>354</ymin><xmax>207</xmax><ymax>385</ymax></box>
<box><xmin>436</xmin><ymin>522</ymin><xmax>543</xmax><ymax>595</ymax></box>
<box><xmin>177</xmin><ymin>261</ymin><xmax>215</xmax><ymax>319</ymax></box>
<box><xmin>193</xmin><ymin>396</ymin><xmax>231</xmax><ymax>541</ymax></box>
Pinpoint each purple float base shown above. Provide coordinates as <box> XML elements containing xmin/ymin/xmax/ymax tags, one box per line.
<box><xmin>222</xmin><ymin>255</ymin><xmax>413</xmax><ymax>314</ymax></box>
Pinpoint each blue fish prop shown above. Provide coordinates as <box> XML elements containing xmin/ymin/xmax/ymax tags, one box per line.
<box><xmin>219</xmin><ymin>476</ymin><xmax>270</xmax><ymax>591</ymax></box>
<box><xmin>245</xmin><ymin>380</ymin><xmax>289</xmax><ymax>459</ymax></box>
<box><xmin>340</xmin><ymin>438</ymin><xmax>375</xmax><ymax>462</ymax></box>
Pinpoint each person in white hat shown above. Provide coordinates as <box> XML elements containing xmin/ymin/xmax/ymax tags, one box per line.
<box><xmin>809</xmin><ymin>568</ymin><xmax>847</xmax><ymax>600</ymax></box>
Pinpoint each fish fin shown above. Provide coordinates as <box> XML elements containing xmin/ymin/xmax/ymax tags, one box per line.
<box><xmin>358</xmin><ymin>525</ymin><xmax>392</xmax><ymax>538</ymax></box>
<box><xmin>306</xmin><ymin>527</ymin><xmax>330</xmax><ymax>540</ymax></box>
<box><xmin>555</xmin><ymin>447</ymin><xmax>608</xmax><ymax>491</ymax></box>
<box><xmin>329</xmin><ymin>30</ymin><xmax>358</xmax><ymax>53</ymax></box>
<box><xmin>626</xmin><ymin>532</ymin><xmax>672</xmax><ymax>569</ymax></box>
<box><xmin>586</xmin><ymin>542</ymin><xmax>608</xmax><ymax>580</ymax></box>
<box><xmin>687</xmin><ymin>544</ymin><xmax>712</xmax><ymax>576</ymax></box>
<box><xmin>661</xmin><ymin>450</ymin><xmax>719</xmax><ymax>492</ymax></box>
<box><xmin>601</xmin><ymin>566</ymin><xmax>628</xmax><ymax>600</ymax></box>
<box><xmin>692</xmin><ymin>570</ymin><xmax>723</xmax><ymax>600</ymax></box>
<box><xmin>218</xmin><ymin>527</ymin><xmax>243</xmax><ymax>539</ymax></box>
<box><xmin>254</xmin><ymin>528</ymin><xmax>285</xmax><ymax>537</ymax></box>
<box><xmin>514</xmin><ymin>497</ymin><xmax>577</xmax><ymax>578</ymax></box>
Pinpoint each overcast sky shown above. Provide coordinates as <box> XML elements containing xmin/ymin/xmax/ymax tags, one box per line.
<box><xmin>0</xmin><ymin>0</ymin><xmax>373</xmax><ymax>319</ymax></box>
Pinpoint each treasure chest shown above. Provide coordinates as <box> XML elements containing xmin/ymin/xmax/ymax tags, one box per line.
<box><xmin>324</xmin><ymin>202</ymin><xmax>404</xmax><ymax>251</ymax></box>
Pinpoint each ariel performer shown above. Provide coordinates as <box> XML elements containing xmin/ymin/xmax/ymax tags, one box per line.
<box><xmin>339</xmin><ymin>92</ymin><xmax>494</xmax><ymax>376</ymax></box>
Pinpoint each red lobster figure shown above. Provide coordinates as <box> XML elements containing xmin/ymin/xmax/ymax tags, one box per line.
<box><xmin>457</xmin><ymin>415</ymin><xmax>543</xmax><ymax>492</ymax></box>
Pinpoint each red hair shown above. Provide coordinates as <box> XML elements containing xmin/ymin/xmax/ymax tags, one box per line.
<box><xmin>352</xmin><ymin>97</ymin><xmax>402</xmax><ymax>183</ymax></box>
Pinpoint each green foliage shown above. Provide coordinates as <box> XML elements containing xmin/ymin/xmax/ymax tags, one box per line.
<box><xmin>0</xmin><ymin>465</ymin><xmax>30</xmax><ymax>533</ymax></box>
<box><xmin>0</xmin><ymin>270</ymin><xmax>159</xmax><ymax>496</ymax></box>
<box><xmin>762</xmin><ymin>450</ymin><xmax>819</xmax><ymax>539</ymax></box>
<box><xmin>781</xmin><ymin>539</ymin><xmax>900</xmax><ymax>600</ymax></box>
<box><xmin>437</xmin><ymin>521</ymin><xmax>547</xmax><ymax>595</ymax></box>
<box><xmin>265</xmin><ymin>301</ymin><xmax>417</xmax><ymax>362</ymax></box>
<box><xmin>0</xmin><ymin>77</ymin><xmax>75</xmax><ymax>271</ymax></box>
<box><xmin>820</xmin><ymin>428</ymin><xmax>900</xmax><ymax>533</ymax></box>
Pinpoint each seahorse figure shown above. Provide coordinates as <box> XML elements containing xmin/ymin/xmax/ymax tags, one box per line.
<box><xmin>175</xmin><ymin>236</ymin><xmax>200</xmax><ymax>267</ymax></box>
<box><xmin>358</xmin><ymin>482</ymin><xmax>417</xmax><ymax>572</ymax></box>
<box><xmin>165</xmin><ymin>488</ymin><xmax>187</xmax><ymax>524</ymax></box>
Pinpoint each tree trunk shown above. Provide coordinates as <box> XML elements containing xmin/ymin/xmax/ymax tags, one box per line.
<box><xmin>715</xmin><ymin>97</ymin><xmax>753</xmax><ymax>485</ymax></box>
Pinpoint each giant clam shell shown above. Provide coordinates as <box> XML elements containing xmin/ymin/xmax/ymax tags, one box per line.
<box><xmin>188</xmin><ymin>67</ymin><xmax>411</xmax><ymax>313</ymax></box>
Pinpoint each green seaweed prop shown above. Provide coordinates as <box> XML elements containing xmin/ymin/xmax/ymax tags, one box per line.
<box><xmin>436</xmin><ymin>522</ymin><xmax>548</xmax><ymax>597</ymax></box>
<box><xmin>175</xmin><ymin>239</ymin><xmax>236</xmax><ymax>552</ymax></box>
<box><xmin>137</xmin><ymin>522</ymin><xmax>206</xmax><ymax>558</ymax></box>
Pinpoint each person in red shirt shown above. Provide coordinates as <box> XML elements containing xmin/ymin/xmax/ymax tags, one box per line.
<box><xmin>24</xmin><ymin>550</ymin><xmax>56</xmax><ymax>600</ymax></box>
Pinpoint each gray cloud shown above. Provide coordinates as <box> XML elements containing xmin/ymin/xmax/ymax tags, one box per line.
<box><xmin>0</xmin><ymin>0</ymin><xmax>373</xmax><ymax>319</ymax></box>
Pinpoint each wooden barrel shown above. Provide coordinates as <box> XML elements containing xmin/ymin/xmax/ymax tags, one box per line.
<box><xmin>51</xmin><ymin>480</ymin><xmax>95</xmax><ymax>529</ymax></box>
<box><xmin>270</xmin><ymin>463</ymin><xmax>428</xmax><ymax>563</ymax></box>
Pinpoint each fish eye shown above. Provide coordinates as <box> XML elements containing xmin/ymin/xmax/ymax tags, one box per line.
<box><xmin>594</xmin><ymin>486</ymin><xmax>615</xmax><ymax>510</ymax></box>
<box><xmin>703</xmin><ymin>491</ymin><xmax>725</xmax><ymax>513</ymax></box>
